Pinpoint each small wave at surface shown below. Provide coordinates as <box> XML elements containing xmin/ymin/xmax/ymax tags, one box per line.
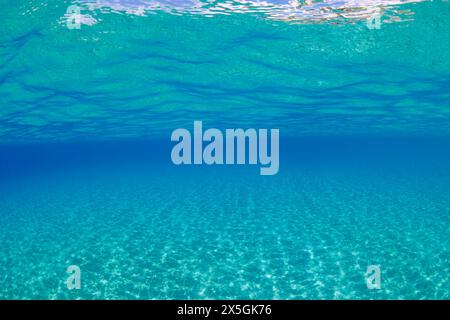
<box><xmin>0</xmin><ymin>1</ymin><xmax>449</xmax><ymax>142</ymax></box>
<box><xmin>80</xmin><ymin>0</ymin><xmax>425</xmax><ymax>23</ymax></box>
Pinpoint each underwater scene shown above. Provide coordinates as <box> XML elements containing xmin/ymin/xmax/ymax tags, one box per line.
<box><xmin>0</xmin><ymin>0</ymin><xmax>449</xmax><ymax>299</ymax></box>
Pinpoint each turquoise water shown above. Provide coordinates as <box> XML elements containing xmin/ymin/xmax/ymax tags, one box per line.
<box><xmin>0</xmin><ymin>1</ymin><xmax>449</xmax><ymax>299</ymax></box>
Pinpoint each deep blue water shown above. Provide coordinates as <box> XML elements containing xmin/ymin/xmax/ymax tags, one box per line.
<box><xmin>0</xmin><ymin>0</ymin><xmax>449</xmax><ymax>299</ymax></box>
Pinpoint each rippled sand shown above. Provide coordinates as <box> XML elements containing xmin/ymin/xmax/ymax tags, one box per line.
<box><xmin>0</xmin><ymin>162</ymin><xmax>448</xmax><ymax>299</ymax></box>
